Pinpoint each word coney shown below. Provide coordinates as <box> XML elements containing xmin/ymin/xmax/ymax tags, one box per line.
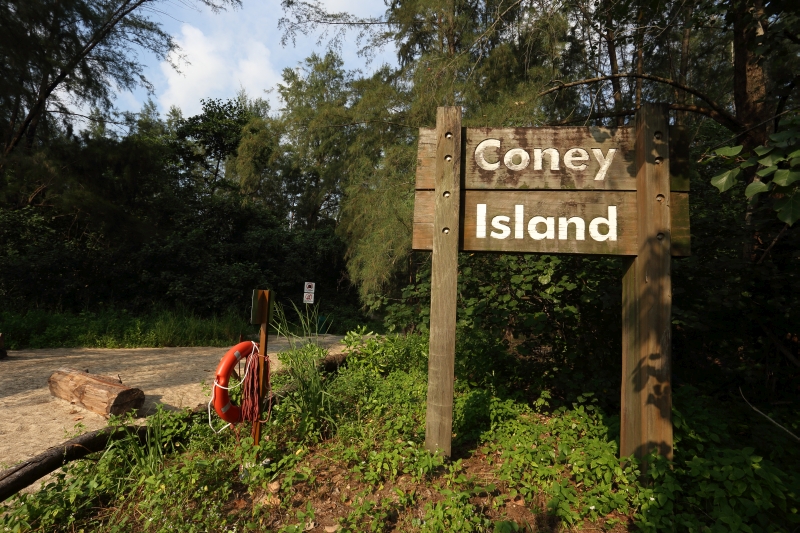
<box><xmin>474</xmin><ymin>139</ymin><xmax>617</xmax><ymax>181</ymax></box>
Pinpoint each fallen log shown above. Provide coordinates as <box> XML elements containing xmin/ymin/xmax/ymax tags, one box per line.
<box><xmin>0</xmin><ymin>424</ymin><xmax>146</xmax><ymax>503</ymax></box>
<box><xmin>0</xmin><ymin>405</ymin><xmax>206</xmax><ymax>503</ymax></box>
<box><xmin>48</xmin><ymin>367</ymin><xmax>144</xmax><ymax>416</ymax></box>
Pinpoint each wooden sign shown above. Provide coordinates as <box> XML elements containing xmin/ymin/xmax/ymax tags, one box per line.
<box><xmin>415</xmin><ymin>105</ymin><xmax>688</xmax><ymax>463</ymax></box>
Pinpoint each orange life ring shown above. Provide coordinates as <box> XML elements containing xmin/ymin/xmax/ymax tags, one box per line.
<box><xmin>212</xmin><ymin>341</ymin><xmax>257</xmax><ymax>424</ymax></box>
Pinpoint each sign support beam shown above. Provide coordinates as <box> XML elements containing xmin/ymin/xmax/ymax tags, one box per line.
<box><xmin>424</xmin><ymin>107</ymin><xmax>462</xmax><ymax>456</ymax></box>
<box><xmin>620</xmin><ymin>103</ymin><xmax>673</xmax><ymax>464</ymax></box>
<box><xmin>251</xmin><ymin>289</ymin><xmax>273</xmax><ymax>451</ymax></box>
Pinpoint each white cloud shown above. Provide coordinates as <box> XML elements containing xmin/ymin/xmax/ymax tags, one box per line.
<box><xmin>158</xmin><ymin>24</ymin><xmax>281</xmax><ymax>116</ymax></box>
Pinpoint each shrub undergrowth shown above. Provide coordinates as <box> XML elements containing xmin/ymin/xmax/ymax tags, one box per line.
<box><xmin>2</xmin><ymin>331</ymin><xmax>797</xmax><ymax>532</ymax></box>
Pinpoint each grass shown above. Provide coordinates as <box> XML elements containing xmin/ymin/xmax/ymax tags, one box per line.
<box><xmin>0</xmin><ymin>307</ymin><xmax>253</xmax><ymax>349</ymax></box>
<box><xmin>1</xmin><ymin>331</ymin><xmax>798</xmax><ymax>532</ymax></box>
<box><xmin>0</xmin><ymin>304</ymin><xmax>380</xmax><ymax>350</ymax></box>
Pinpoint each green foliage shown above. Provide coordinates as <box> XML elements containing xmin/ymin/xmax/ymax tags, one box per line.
<box><xmin>273</xmin><ymin>303</ymin><xmax>338</xmax><ymax>439</ymax></box>
<box><xmin>0</xmin><ymin>307</ymin><xmax>249</xmax><ymax>349</ymax></box>
<box><xmin>341</xmin><ymin>327</ymin><xmax>429</xmax><ymax>376</ymax></box>
<box><xmin>709</xmin><ymin>115</ymin><xmax>800</xmax><ymax>225</ymax></box>
<box><xmin>3</xmin><ymin>334</ymin><xmax>799</xmax><ymax>532</ymax></box>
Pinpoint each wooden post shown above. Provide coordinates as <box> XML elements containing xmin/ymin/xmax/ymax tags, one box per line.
<box><xmin>251</xmin><ymin>290</ymin><xmax>273</xmax><ymax>447</ymax></box>
<box><xmin>424</xmin><ymin>107</ymin><xmax>462</xmax><ymax>456</ymax></box>
<box><xmin>621</xmin><ymin>103</ymin><xmax>673</xmax><ymax>463</ymax></box>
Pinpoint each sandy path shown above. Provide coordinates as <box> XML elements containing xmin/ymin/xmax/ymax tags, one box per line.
<box><xmin>0</xmin><ymin>335</ymin><xmax>345</xmax><ymax>470</ymax></box>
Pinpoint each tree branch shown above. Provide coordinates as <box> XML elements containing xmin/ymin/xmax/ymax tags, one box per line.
<box><xmin>761</xmin><ymin>325</ymin><xmax>800</xmax><ymax>369</ymax></box>
<box><xmin>548</xmin><ymin>103</ymin><xmax>738</xmax><ymax>130</ymax></box>
<box><xmin>538</xmin><ymin>73</ymin><xmax>743</xmax><ymax>131</ymax></box>
<box><xmin>739</xmin><ymin>387</ymin><xmax>800</xmax><ymax>442</ymax></box>
<box><xmin>4</xmin><ymin>0</ymin><xmax>152</xmax><ymax>156</ymax></box>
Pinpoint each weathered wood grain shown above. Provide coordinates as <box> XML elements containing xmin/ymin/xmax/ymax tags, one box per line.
<box><xmin>669</xmin><ymin>125</ymin><xmax>691</xmax><ymax>192</ymax></box>
<box><xmin>461</xmin><ymin>191</ymin><xmax>638</xmax><ymax>255</ymax></box>
<box><xmin>671</xmin><ymin>192</ymin><xmax>691</xmax><ymax>256</ymax></box>
<box><xmin>48</xmin><ymin>368</ymin><xmax>144</xmax><ymax>417</ymax></box>
<box><xmin>620</xmin><ymin>103</ymin><xmax>673</xmax><ymax>464</ymax></box>
<box><xmin>416</xmin><ymin>128</ymin><xmax>437</xmax><ymax>189</ymax></box>
<box><xmin>424</xmin><ymin>107</ymin><xmax>462</xmax><ymax>457</ymax></box>
<box><xmin>412</xmin><ymin>190</ymin><xmax>435</xmax><ymax>250</ymax></box>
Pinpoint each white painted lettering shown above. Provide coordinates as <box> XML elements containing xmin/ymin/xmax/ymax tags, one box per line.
<box><xmin>491</xmin><ymin>215</ymin><xmax>511</xmax><ymax>239</ymax></box>
<box><xmin>558</xmin><ymin>217</ymin><xmax>586</xmax><ymax>240</ymax></box>
<box><xmin>564</xmin><ymin>148</ymin><xmax>589</xmax><ymax>171</ymax></box>
<box><xmin>504</xmin><ymin>148</ymin><xmax>530</xmax><ymax>171</ymax></box>
<box><xmin>528</xmin><ymin>216</ymin><xmax>555</xmax><ymax>240</ymax></box>
<box><xmin>533</xmin><ymin>148</ymin><xmax>560</xmax><ymax>170</ymax></box>
<box><xmin>476</xmin><ymin>204</ymin><xmax>487</xmax><ymax>238</ymax></box>
<box><xmin>592</xmin><ymin>148</ymin><xmax>617</xmax><ymax>181</ymax></box>
<box><xmin>475</xmin><ymin>139</ymin><xmax>501</xmax><ymax>171</ymax></box>
<box><xmin>514</xmin><ymin>205</ymin><xmax>524</xmax><ymax>239</ymax></box>
<box><xmin>589</xmin><ymin>206</ymin><xmax>617</xmax><ymax>241</ymax></box>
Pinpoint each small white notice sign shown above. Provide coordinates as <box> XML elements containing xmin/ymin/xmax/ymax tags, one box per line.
<box><xmin>304</xmin><ymin>282</ymin><xmax>315</xmax><ymax>293</ymax></box>
<box><xmin>303</xmin><ymin>292</ymin><xmax>315</xmax><ymax>304</ymax></box>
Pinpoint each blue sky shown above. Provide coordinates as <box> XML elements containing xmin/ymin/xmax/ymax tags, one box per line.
<box><xmin>121</xmin><ymin>0</ymin><xmax>397</xmax><ymax>117</ymax></box>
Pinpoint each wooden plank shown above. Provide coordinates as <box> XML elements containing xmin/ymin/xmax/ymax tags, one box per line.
<box><xmin>413</xmin><ymin>189</ymin><xmax>690</xmax><ymax>256</ymax></box>
<box><xmin>463</xmin><ymin>127</ymin><xmax>636</xmax><ymax>190</ymax></box>
<box><xmin>412</xmin><ymin>190</ymin><xmax>435</xmax><ymax>250</ymax></box>
<box><xmin>461</xmin><ymin>191</ymin><xmax>638</xmax><ymax>255</ymax></box>
<box><xmin>416</xmin><ymin>128</ymin><xmax>437</xmax><ymax>190</ymax></box>
<box><xmin>422</xmin><ymin>126</ymin><xmax>691</xmax><ymax>192</ymax></box>
<box><xmin>424</xmin><ymin>107</ymin><xmax>462</xmax><ymax>457</ymax></box>
<box><xmin>48</xmin><ymin>368</ymin><xmax>144</xmax><ymax>417</ymax></box>
<box><xmin>671</xmin><ymin>192</ymin><xmax>691</xmax><ymax>256</ymax></box>
<box><xmin>669</xmin><ymin>126</ymin><xmax>691</xmax><ymax>192</ymax></box>
<box><xmin>620</xmin><ymin>103</ymin><xmax>673</xmax><ymax>465</ymax></box>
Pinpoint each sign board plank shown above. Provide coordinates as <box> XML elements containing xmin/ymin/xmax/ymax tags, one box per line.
<box><xmin>413</xmin><ymin>190</ymin><xmax>690</xmax><ymax>256</ymax></box>
<box><xmin>668</xmin><ymin>126</ymin><xmax>691</xmax><ymax>192</ymax></box>
<box><xmin>464</xmin><ymin>127</ymin><xmax>636</xmax><ymax>190</ymax></box>
<box><xmin>417</xmin><ymin>125</ymin><xmax>692</xmax><ymax>193</ymax></box>
<box><xmin>412</xmin><ymin>189</ymin><xmax>435</xmax><ymax>250</ymax></box>
<box><xmin>462</xmin><ymin>191</ymin><xmax>638</xmax><ymax>255</ymax></box>
<box><xmin>671</xmin><ymin>192</ymin><xmax>691</xmax><ymax>256</ymax></box>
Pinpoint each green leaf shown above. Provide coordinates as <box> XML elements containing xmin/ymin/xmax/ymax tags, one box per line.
<box><xmin>711</xmin><ymin>168</ymin><xmax>741</xmax><ymax>192</ymax></box>
<box><xmin>769</xmin><ymin>130</ymin><xmax>797</xmax><ymax>143</ymax></box>
<box><xmin>745</xmin><ymin>180</ymin><xmax>769</xmax><ymax>198</ymax></box>
<box><xmin>775</xmin><ymin>190</ymin><xmax>800</xmax><ymax>225</ymax></box>
<box><xmin>787</xmin><ymin>148</ymin><xmax>800</xmax><ymax>159</ymax></box>
<box><xmin>772</xmin><ymin>169</ymin><xmax>800</xmax><ymax>187</ymax></box>
<box><xmin>758</xmin><ymin>152</ymin><xmax>786</xmax><ymax>167</ymax></box>
<box><xmin>740</xmin><ymin>157</ymin><xmax>759</xmax><ymax>168</ymax></box>
<box><xmin>715</xmin><ymin>145</ymin><xmax>743</xmax><ymax>157</ymax></box>
<box><xmin>754</xmin><ymin>145</ymin><xmax>774</xmax><ymax>156</ymax></box>
<box><xmin>756</xmin><ymin>165</ymin><xmax>778</xmax><ymax>177</ymax></box>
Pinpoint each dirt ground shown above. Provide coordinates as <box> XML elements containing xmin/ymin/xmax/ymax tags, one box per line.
<box><xmin>0</xmin><ymin>335</ymin><xmax>345</xmax><ymax>471</ymax></box>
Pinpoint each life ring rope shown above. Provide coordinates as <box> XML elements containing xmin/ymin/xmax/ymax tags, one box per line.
<box><xmin>207</xmin><ymin>341</ymin><xmax>259</xmax><ymax>433</ymax></box>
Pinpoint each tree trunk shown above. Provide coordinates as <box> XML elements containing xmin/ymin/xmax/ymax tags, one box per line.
<box><xmin>732</xmin><ymin>0</ymin><xmax>768</xmax><ymax>260</ymax></box>
<box><xmin>604</xmin><ymin>18</ymin><xmax>624</xmax><ymax>126</ymax></box>
<box><xmin>677</xmin><ymin>2</ymin><xmax>694</xmax><ymax>125</ymax></box>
